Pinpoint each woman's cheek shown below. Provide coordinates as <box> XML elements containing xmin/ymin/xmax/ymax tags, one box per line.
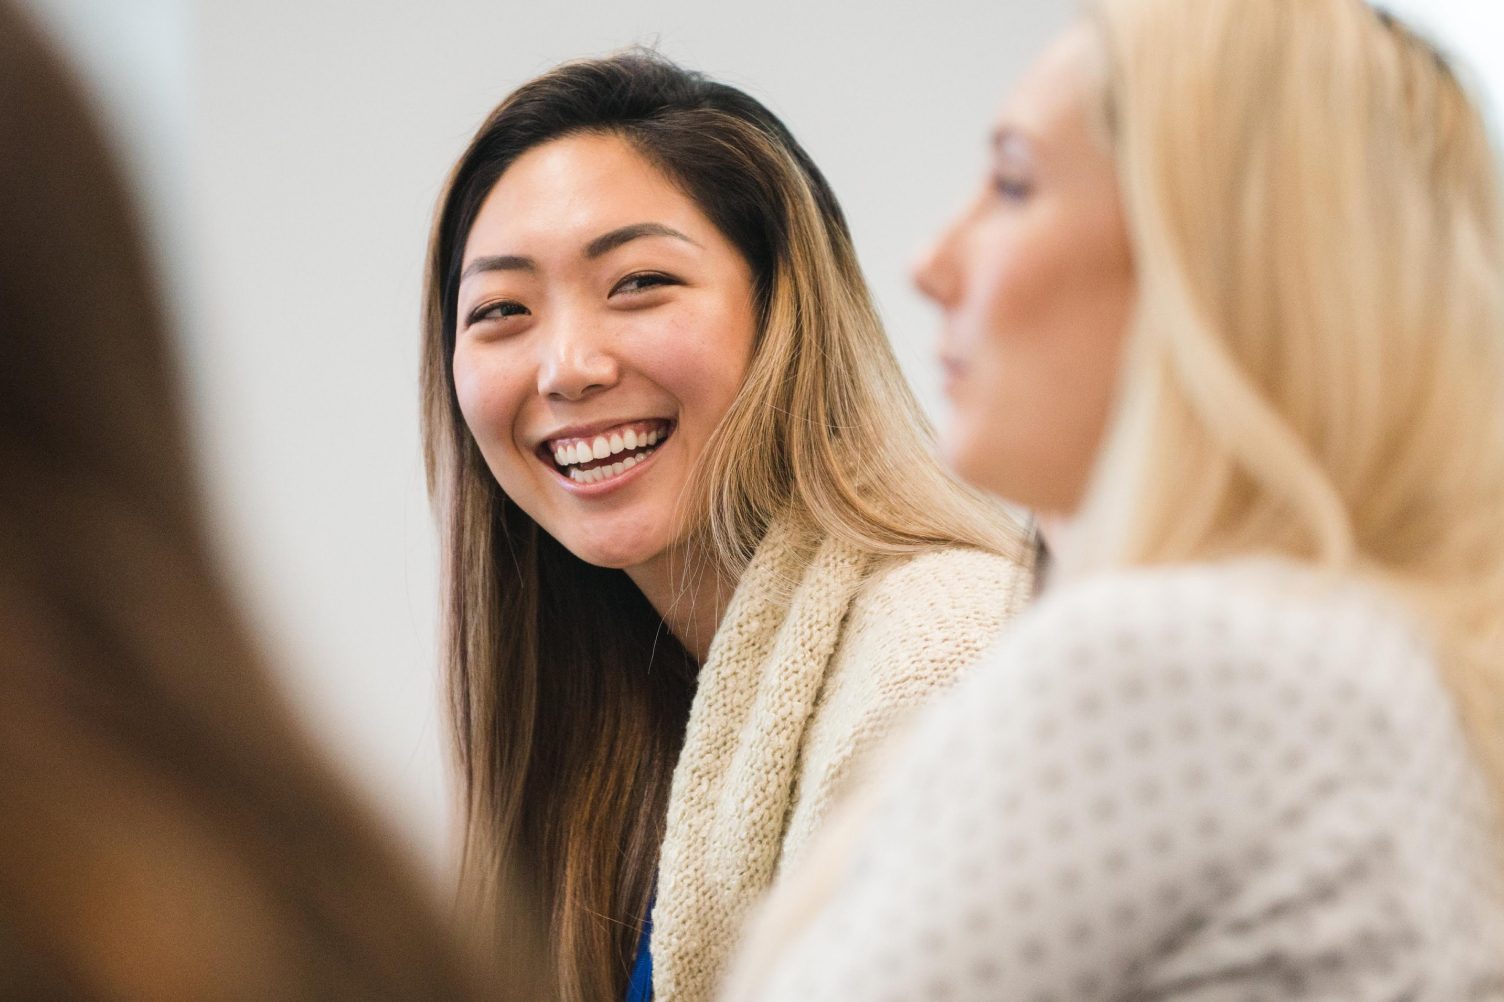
<box><xmin>639</xmin><ymin>305</ymin><xmax>752</xmax><ymax>420</ymax></box>
<box><xmin>945</xmin><ymin>263</ymin><xmax>1013</xmax><ymax>472</ymax></box>
<box><xmin>453</xmin><ymin>350</ymin><xmax>523</xmax><ymax>465</ymax></box>
<box><xmin>451</xmin><ymin>353</ymin><xmax>490</xmax><ymax>440</ymax></box>
<box><xmin>944</xmin><ymin>285</ymin><xmax>1037</xmax><ymax>498</ymax></box>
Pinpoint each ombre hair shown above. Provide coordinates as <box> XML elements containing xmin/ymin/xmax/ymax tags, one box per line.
<box><xmin>1075</xmin><ymin>0</ymin><xmax>1504</xmax><ymax>817</ymax></box>
<box><xmin>421</xmin><ymin>50</ymin><xmax>1030</xmax><ymax>1002</ymax></box>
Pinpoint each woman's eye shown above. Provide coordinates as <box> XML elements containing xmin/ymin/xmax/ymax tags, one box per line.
<box><xmin>467</xmin><ymin>300</ymin><xmax>529</xmax><ymax>325</ymax></box>
<box><xmin>610</xmin><ymin>272</ymin><xmax>679</xmax><ymax>297</ymax></box>
<box><xmin>992</xmin><ymin>174</ymin><xmax>1033</xmax><ymax>202</ymax></box>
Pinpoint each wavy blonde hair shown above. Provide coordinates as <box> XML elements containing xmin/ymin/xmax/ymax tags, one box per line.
<box><xmin>1075</xmin><ymin>0</ymin><xmax>1504</xmax><ymax>799</ymax></box>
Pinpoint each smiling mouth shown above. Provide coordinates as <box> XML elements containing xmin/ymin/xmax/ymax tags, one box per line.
<box><xmin>541</xmin><ymin>418</ymin><xmax>675</xmax><ymax>484</ymax></box>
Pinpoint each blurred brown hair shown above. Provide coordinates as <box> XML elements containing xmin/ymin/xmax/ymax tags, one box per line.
<box><xmin>0</xmin><ymin>5</ymin><xmax>523</xmax><ymax>998</ymax></box>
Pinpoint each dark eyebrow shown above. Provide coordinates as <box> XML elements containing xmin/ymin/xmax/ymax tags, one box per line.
<box><xmin>584</xmin><ymin>222</ymin><xmax>698</xmax><ymax>259</ymax></box>
<box><xmin>460</xmin><ymin>254</ymin><xmax>534</xmax><ymax>282</ymax></box>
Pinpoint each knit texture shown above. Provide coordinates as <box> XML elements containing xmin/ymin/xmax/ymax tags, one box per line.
<box><xmin>732</xmin><ymin>562</ymin><xmax>1504</xmax><ymax>1002</ymax></box>
<box><xmin>650</xmin><ymin>518</ymin><xmax>1033</xmax><ymax>1002</ymax></box>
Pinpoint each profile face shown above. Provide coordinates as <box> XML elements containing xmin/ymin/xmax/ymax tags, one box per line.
<box><xmin>452</xmin><ymin>132</ymin><xmax>757</xmax><ymax>570</ymax></box>
<box><xmin>914</xmin><ymin>25</ymin><xmax>1136</xmax><ymax>516</ymax></box>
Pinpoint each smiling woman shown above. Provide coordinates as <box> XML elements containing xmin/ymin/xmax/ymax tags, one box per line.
<box><xmin>422</xmin><ymin>51</ymin><xmax>1035</xmax><ymax>1002</ymax></box>
<box><xmin>452</xmin><ymin>132</ymin><xmax>758</xmax><ymax>607</ymax></box>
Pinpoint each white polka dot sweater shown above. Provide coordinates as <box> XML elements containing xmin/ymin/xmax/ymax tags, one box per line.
<box><xmin>729</xmin><ymin>561</ymin><xmax>1504</xmax><ymax>1002</ymax></box>
<box><xmin>650</xmin><ymin>518</ymin><xmax>1034</xmax><ymax>1002</ymax></box>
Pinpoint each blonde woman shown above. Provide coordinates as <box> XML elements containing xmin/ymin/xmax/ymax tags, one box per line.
<box><xmin>727</xmin><ymin>0</ymin><xmax>1504</xmax><ymax>998</ymax></box>
<box><xmin>420</xmin><ymin>52</ymin><xmax>1034</xmax><ymax>1002</ymax></box>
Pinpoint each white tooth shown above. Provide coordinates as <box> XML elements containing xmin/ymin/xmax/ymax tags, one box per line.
<box><xmin>609</xmin><ymin>433</ymin><xmax>624</xmax><ymax>454</ymax></box>
<box><xmin>581</xmin><ymin>468</ymin><xmax>594</xmax><ymax>483</ymax></box>
<box><xmin>611</xmin><ymin>461</ymin><xmax>625</xmax><ymax>475</ymax></box>
<box><xmin>561</xmin><ymin>443</ymin><xmax>576</xmax><ymax>465</ymax></box>
<box><xmin>624</xmin><ymin>429</ymin><xmax>638</xmax><ymax>450</ymax></box>
<box><xmin>591</xmin><ymin>467</ymin><xmax>605</xmax><ymax>482</ymax></box>
<box><xmin>554</xmin><ymin>447</ymin><xmax>567</xmax><ymax>465</ymax></box>
<box><xmin>646</xmin><ymin>429</ymin><xmax>658</xmax><ymax>446</ymax></box>
<box><xmin>568</xmin><ymin>468</ymin><xmax>580</xmax><ymax>482</ymax></box>
<box><xmin>622</xmin><ymin>455</ymin><xmax>637</xmax><ymax>469</ymax></box>
<box><xmin>592</xmin><ymin>436</ymin><xmax>610</xmax><ymax>459</ymax></box>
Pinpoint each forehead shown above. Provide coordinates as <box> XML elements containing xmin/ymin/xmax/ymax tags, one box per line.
<box><xmin>467</xmin><ymin>132</ymin><xmax>706</xmax><ymax>250</ymax></box>
<box><xmin>995</xmin><ymin>22</ymin><xmax>1101</xmax><ymax>140</ymax></box>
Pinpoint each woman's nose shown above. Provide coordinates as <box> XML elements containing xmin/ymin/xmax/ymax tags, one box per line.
<box><xmin>536</xmin><ymin>324</ymin><xmax>619</xmax><ymax>400</ymax></box>
<box><xmin>912</xmin><ymin>217</ymin><xmax>966</xmax><ymax>309</ymax></box>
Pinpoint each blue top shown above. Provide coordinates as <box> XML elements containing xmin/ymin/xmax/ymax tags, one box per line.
<box><xmin>625</xmin><ymin>898</ymin><xmax>653</xmax><ymax>1002</ymax></box>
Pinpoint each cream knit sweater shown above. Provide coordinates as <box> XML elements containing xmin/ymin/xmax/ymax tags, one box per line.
<box><xmin>650</xmin><ymin>518</ymin><xmax>1033</xmax><ymax>1002</ymax></box>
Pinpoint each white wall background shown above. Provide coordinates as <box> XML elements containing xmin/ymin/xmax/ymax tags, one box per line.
<box><xmin>24</xmin><ymin>0</ymin><xmax>1504</xmax><ymax>875</ymax></box>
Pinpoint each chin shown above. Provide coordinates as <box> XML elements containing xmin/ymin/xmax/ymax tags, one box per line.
<box><xmin>558</xmin><ymin>526</ymin><xmax>665</xmax><ymax>571</ymax></box>
<box><xmin>944</xmin><ymin>426</ymin><xmax>1021</xmax><ymax>503</ymax></box>
<box><xmin>941</xmin><ymin>422</ymin><xmax>987</xmax><ymax>489</ymax></box>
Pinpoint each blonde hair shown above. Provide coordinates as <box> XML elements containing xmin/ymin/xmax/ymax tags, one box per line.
<box><xmin>421</xmin><ymin>51</ymin><xmax>1030</xmax><ymax>1002</ymax></box>
<box><xmin>1077</xmin><ymin>0</ymin><xmax>1504</xmax><ymax>800</ymax></box>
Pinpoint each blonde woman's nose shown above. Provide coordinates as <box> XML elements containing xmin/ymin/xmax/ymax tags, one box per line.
<box><xmin>912</xmin><ymin>226</ymin><xmax>963</xmax><ymax>309</ymax></box>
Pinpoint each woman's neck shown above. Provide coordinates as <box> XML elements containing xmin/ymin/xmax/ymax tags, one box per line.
<box><xmin>626</xmin><ymin>545</ymin><xmax>739</xmax><ymax>664</ymax></box>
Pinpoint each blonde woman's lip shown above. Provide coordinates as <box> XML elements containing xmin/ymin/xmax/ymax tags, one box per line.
<box><xmin>940</xmin><ymin>355</ymin><xmax>967</xmax><ymax>392</ymax></box>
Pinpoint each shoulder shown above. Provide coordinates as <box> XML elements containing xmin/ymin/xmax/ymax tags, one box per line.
<box><xmin>840</xmin><ymin>545</ymin><xmax>1034</xmax><ymax>665</ymax></box>
<box><xmin>781</xmin><ymin>547</ymin><xmax>1034</xmax><ymax>862</ymax></box>
<box><xmin>823</xmin><ymin>545</ymin><xmax>1034</xmax><ymax>710</ymax></box>
<box><xmin>927</xmin><ymin>561</ymin><xmax>1459</xmax><ymax>788</ymax></box>
<box><xmin>858</xmin><ymin>544</ymin><xmax>1034</xmax><ymax>609</ymax></box>
<box><xmin>798</xmin><ymin>546</ymin><xmax>1023</xmax><ymax>734</ymax></box>
<box><xmin>999</xmin><ymin>561</ymin><xmax>1436</xmax><ymax>695</ymax></box>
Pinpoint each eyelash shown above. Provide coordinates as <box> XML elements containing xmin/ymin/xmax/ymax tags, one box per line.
<box><xmin>611</xmin><ymin>271</ymin><xmax>679</xmax><ymax>296</ymax></box>
<box><xmin>467</xmin><ymin>300</ymin><xmax>529</xmax><ymax>326</ymax></box>
<box><xmin>464</xmin><ymin>271</ymin><xmax>680</xmax><ymax>327</ymax></box>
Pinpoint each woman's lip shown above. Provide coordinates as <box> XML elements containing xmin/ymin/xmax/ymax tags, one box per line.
<box><xmin>940</xmin><ymin>356</ymin><xmax>967</xmax><ymax>382</ymax></box>
<box><xmin>544</xmin><ymin>434</ymin><xmax>665</xmax><ymax>496</ymax></box>
<box><xmin>537</xmin><ymin>416</ymin><xmax>675</xmax><ymax>450</ymax></box>
<box><xmin>940</xmin><ymin>356</ymin><xmax>968</xmax><ymax>400</ymax></box>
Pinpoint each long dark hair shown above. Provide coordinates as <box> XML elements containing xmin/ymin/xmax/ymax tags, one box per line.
<box><xmin>422</xmin><ymin>50</ymin><xmax>1028</xmax><ymax>1002</ymax></box>
<box><xmin>0</xmin><ymin>5</ymin><xmax>516</xmax><ymax>998</ymax></box>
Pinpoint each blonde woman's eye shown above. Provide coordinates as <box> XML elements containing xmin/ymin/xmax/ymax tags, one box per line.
<box><xmin>467</xmin><ymin>300</ymin><xmax>529</xmax><ymax>326</ymax></box>
<box><xmin>610</xmin><ymin>272</ymin><xmax>679</xmax><ymax>296</ymax></box>
<box><xmin>992</xmin><ymin>173</ymin><xmax>1033</xmax><ymax>202</ymax></box>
